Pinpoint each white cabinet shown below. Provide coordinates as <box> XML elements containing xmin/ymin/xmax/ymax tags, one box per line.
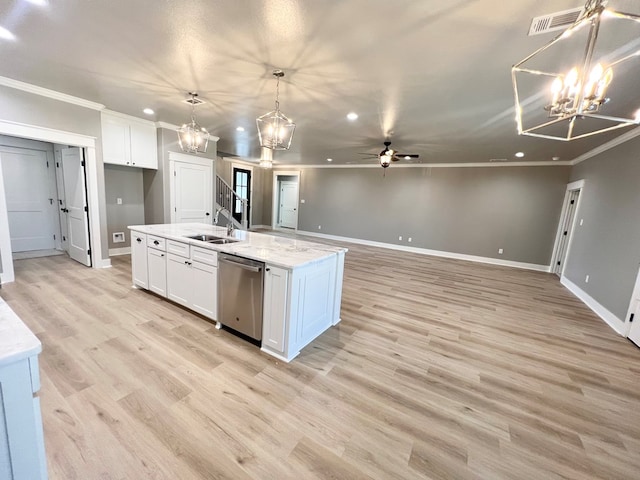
<box><xmin>166</xmin><ymin>242</ymin><xmax>218</xmax><ymax>320</ymax></box>
<box><xmin>131</xmin><ymin>232</ymin><xmax>148</xmax><ymax>289</ymax></box>
<box><xmin>148</xmin><ymin>248</ymin><xmax>167</xmax><ymax>297</ymax></box>
<box><xmin>262</xmin><ymin>265</ymin><xmax>289</xmax><ymax>354</ymax></box>
<box><xmin>101</xmin><ymin>111</ymin><xmax>158</xmax><ymax>169</ymax></box>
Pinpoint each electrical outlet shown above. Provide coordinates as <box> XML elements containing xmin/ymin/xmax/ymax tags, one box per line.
<box><xmin>301</xmin><ymin>199</ymin><xmax>305</xmax><ymax>204</ymax></box>
<box><xmin>398</xmin><ymin>236</ymin><xmax>402</xmax><ymax>241</ymax></box>
<box><xmin>585</xmin><ymin>274</ymin><xmax>590</xmax><ymax>283</ymax></box>
<box><xmin>116</xmin><ymin>197</ymin><xmax>123</xmax><ymax>205</ymax></box>
<box><xmin>113</xmin><ymin>232</ymin><xmax>125</xmax><ymax>243</ymax></box>
<box><xmin>580</xmin><ymin>218</ymin><xmax>584</xmax><ymax>226</ymax></box>
<box><xmin>318</xmin><ymin>225</ymin><xmax>322</xmax><ymax>230</ymax></box>
<box><xmin>498</xmin><ymin>248</ymin><xmax>504</xmax><ymax>254</ymax></box>
<box><xmin>408</xmin><ymin>237</ymin><xmax>412</xmax><ymax>243</ymax></box>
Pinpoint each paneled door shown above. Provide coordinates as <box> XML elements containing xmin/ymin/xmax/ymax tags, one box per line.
<box><xmin>0</xmin><ymin>146</ymin><xmax>57</xmax><ymax>252</ymax></box>
<box><xmin>170</xmin><ymin>159</ymin><xmax>212</xmax><ymax>224</ymax></box>
<box><xmin>278</xmin><ymin>180</ymin><xmax>298</xmax><ymax>229</ymax></box>
<box><xmin>61</xmin><ymin>147</ymin><xmax>91</xmax><ymax>266</ymax></box>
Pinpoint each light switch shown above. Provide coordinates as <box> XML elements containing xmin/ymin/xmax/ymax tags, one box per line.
<box><xmin>116</xmin><ymin>197</ymin><xmax>123</xmax><ymax>205</ymax></box>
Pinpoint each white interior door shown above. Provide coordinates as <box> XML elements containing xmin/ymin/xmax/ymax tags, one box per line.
<box><xmin>553</xmin><ymin>189</ymin><xmax>580</xmax><ymax>275</ymax></box>
<box><xmin>61</xmin><ymin>147</ymin><xmax>91</xmax><ymax>266</ymax></box>
<box><xmin>171</xmin><ymin>160</ymin><xmax>212</xmax><ymax>224</ymax></box>
<box><xmin>0</xmin><ymin>146</ymin><xmax>57</xmax><ymax>252</ymax></box>
<box><xmin>278</xmin><ymin>180</ymin><xmax>298</xmax><ymax>229</ymax></box>
<box><xmin>54</xmin><ymin>149</ymin><xmax>69</xmax><ymax>252</ymax></box>
<box><xmin>627</xmin><ymin>267</ymin><xmax>640</xmax><ymax>347</ymax></box>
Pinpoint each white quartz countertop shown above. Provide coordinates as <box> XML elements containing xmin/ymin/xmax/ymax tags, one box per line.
<box><xmin>0</xmin><ymin>296</ymin><xmax>42</xmax><ymax>366</ymax></box>
<box><xmin>128</xmin><ymin>223</ymin><xmax>347</xmax><ymax>269</ymax></box>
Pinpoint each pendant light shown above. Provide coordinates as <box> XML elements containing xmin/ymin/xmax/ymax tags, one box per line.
<box><xmin>256</xmin><ymin>70</ymin><xmax>296</xmax><ymax>150</ymax></box>
<box><xmin>177</xmin><ymin>92</ymin><xmax>210</xmax><ymax>154</ymax></box>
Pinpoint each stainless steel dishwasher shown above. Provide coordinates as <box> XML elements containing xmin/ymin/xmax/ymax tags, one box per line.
<box><xmin>217</xmin><ymin>253</ymin><xmax>265</xmax><ymax>341</ymax></box>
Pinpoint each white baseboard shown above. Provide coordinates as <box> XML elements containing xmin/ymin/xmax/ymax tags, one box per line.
<box><xmin>250</xmin><ymin>225</ymin><xmax>271</xmax><ymax>230</ymax></box>
<box><xmin>108</xmin><ymin>247</ymin><xmax>131</xmax><ymax>257</ymax></box>
<box><xmin>560</xmin><ymin>275</ymin><xmax>626</xmax><ymax>335</ymax></box>
<box><xmin>297</xmin><ymin>230</ymin><xmax>550</xmax><ymax>272</ymax></box>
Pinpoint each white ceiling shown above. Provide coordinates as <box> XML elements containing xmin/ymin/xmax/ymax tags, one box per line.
<box><xmin>2</xmin><ymin>0</ymin><xmax>640</xmax><ymax>165</ymax></box>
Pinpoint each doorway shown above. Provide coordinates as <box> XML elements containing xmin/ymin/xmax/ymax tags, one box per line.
<box><xmin>551</xmin><ymin>179</ymin><xmax>584</xmax><ymax>276</ymax></box>
<box><xmin>626</xmin><ymin>267</ymin><xmax>640</xmax><ymax>347</ymax></box>
<box><xmin>272</xmin><ymin>171</ymin><xmax>300</xmax><ymax>230</ymax></box>
<box><xmin>232</xmin><ymin>167</ymin><xmax>251</xmax><ymax>227</ymax></box>
<box><xmin>0</xmin><ymin>120</ymin><xmax>105</xmax><ymax>284</ymax></box>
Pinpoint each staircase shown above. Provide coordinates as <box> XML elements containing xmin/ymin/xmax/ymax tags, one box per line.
<box><xmin>215</xmin><ymin>175</ymin><xmax>248</xmax><ymax>230</ymax></box>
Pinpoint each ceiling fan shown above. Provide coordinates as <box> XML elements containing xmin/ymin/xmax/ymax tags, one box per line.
<box><xmin>359</xmin><ymin>141</ymin><xmax>420</xmax><ymax>170</ymax></box>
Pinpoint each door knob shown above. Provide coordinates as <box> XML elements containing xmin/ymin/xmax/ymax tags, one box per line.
<box><xmin>206</xmin><ymin>212</ymin><xmax>210</xmax><ymax>216</ymax></box>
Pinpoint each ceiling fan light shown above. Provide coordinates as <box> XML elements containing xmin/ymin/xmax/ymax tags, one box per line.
<box><xmin>379</xmin><ymin>154</ymin><xmax>392</xmax><ymax>168</ymax></box>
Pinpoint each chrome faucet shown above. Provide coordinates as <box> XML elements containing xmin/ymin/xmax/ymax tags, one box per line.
<box><xmin>227</xmin><ymin>221</ymin><xmax>234</xmax><ymax>236</ymax></box>
<box><xmin>213</xmin><ymin>206</ymin><xmax>226</xmax><ymax>225</ymax></box>
<box><xmin>213</xmin><ymin>207</ymin><xmax>234</xmax><ymax>236</ymax></box>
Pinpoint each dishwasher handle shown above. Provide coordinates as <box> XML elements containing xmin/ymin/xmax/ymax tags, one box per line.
<box><xmin>219</xmin><ymin>257</ymin><xmax>263</xmax><ymax>273</ymax></box>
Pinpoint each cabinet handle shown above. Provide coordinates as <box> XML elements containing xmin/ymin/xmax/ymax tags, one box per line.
<box><xmin>153</xmin><ymin>240</ymin><xmax>159</xmax><ymax>245</ymax></box>
<box><xmin>161</xmin><ymin>254</ymin><xmax>164</xmax><ymax>257</ymax></box>
<box><xmin>136</xmin><ymin>238</ymin><xmax>142</xmax><ymax>243</ymax></box>
<box><xmin>266</xmin><ymin>268</ymin><xmax>271</xmax><ymax>272</ymax></box>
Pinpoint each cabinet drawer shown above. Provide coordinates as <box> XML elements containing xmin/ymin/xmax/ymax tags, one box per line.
<box><xmin>167</xmin><ymin>240</ymin><xmax>190</xmax><ymax>258</ymax></box>
<box><xmin>191</xmin><ymin>246</ymin><xmax>217</xmax><ymax>267</ymax></box>
<box><xmin>147</xmin><ymin>235</ymin><xmax>166</xmax><ymax>250</ymax></box>
<box><xmin>132</xmin><ymin>232</ymin><xmax>147</xmax><ymax>245</ymax></box>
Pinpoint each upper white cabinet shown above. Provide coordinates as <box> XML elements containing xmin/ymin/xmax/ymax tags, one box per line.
<box><xmin>101</xmin><ymin>111</ymin><xmax>158</xmax><ymax>169</ymax></box>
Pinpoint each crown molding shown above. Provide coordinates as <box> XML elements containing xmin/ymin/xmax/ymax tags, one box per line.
<box><xmin>0</xmin><ymin>75</ymin><xmax>105</xmax><ymax>111</ymax></box>
<box><xmin>272</xmin><ymin>160</ymin><xmax>571</xmax><ymax>170</ymax></box>
<box><xmin>570</xmin><ymin>126</ymin><xmax>640</xmax><ymax>165</ymax></box>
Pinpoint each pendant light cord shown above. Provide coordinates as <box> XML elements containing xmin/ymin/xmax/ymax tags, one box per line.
<box><xmin>275</xmin><ymin>75</ymin><xmax>280</xmax><ymax>112</ymax></box>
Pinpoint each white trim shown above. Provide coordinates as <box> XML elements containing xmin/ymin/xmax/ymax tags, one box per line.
<box><xmin>571</xmin><ymin>126</ymin><xmax>640</xmax><ymax>165</ymax></box>
<box><xmin>220</xmin><ymin>155</ymin><xmax>259</xmax><ymax>167</ymax></box>
<box><xmin>0</xmin><ymin>153</ymin><xmax>15</xmax><ymax>283</ymax></box>
<box><xmin>0</xmin><ymin>75</ymin><xmax>105</xmax><ymax>111</ymax></box>
<box><xmin>108</xmin><ymin>247</ymin><xmax>131</xmax><ymax>256</ymax></box>
<box><xmin>624</xmin><ymin>267</ymin><xmax>640</xmax><ymax>337</ymax></box>
<box><xmin>566</xmin><ymin>179</ymin><xmax>585</xmax><ymax>190</ymax></box>
<box><xmin>102</xmin><ymin>109</ymin><xmax>157</xmax><ymax>127</ymax></box>
<box><xmin>0</xmin><ymin>119</ymin><xmax>97</xmax><ymax>147</ymax></box>
<box><xmin>272</xmin><ymin>171</ymin><xmax>301</xmax><ymax>230</ymax></box>
<box><xmin>272</xmin><ymin>161</ymin><xmax>572</xmax><ymax>170</ymax></box>
<box><xmin>560</xmin><ymin>275</ymin><xmax>626</xmax><ymax>335</ymax></box>
<box><xmin>168</xmin><ymin>150</ymin><xmax>213</xmax><ymax>166</ymax></box>
<box><xmin>297</xmin><ymin>230</ymin><xmax>550</xmax><ymax>272</ymax></box>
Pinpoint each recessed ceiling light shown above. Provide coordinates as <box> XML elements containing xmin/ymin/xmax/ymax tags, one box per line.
<box><xmin>143</xmin><ymin>108</ymin><xmax>155</xmax><ymax>115</ymax></box>
<box><xmin>404</xmin><ymin>156</ymin><xmax>411</xmax><ymax>160</ymax></box>
<box><xmin>327</xmin><ymin>158</ymin><xmax>333</xmax><ymax>162</ymax></box>
<box><xmin>236</xmin><ymin>126</ymin><xmax>245</xmax><ymax>132</ymax></box>
<box><xmin>346</xmin><ymin>112</ymin><xmax>358</xmax><ymax>121</ymax></box>
<box><xmin>515</xmin><ymin>151</ymin><xmax>525</xmax><ymax>158</ymax></box>
<box><xmin>0</xmin><ymin>27</ymin><xmax>16</xmax><ymax>41</ymax></box>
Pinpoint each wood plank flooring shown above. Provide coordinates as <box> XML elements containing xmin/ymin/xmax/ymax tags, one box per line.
<box><xmin>2</xmin><ymin>239</ymin><xmax>640</xmax><ymax>479</ymax></box>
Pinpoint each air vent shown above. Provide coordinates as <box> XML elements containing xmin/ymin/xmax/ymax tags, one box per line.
<box><xmin>528</xmin><ymin>7</ymin><xmax>583</xmax><ymax>36</ymax></box>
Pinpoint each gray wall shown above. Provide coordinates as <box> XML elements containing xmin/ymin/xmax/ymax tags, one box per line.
<box><xmin>284</xmin><ymin>165</ymin><xmax>570</xmax><ymax>266</ymax></box>
<box><xmin>144</xmin><ymin>128</ymin><xmax>217</xmax><ymax>224</ymax></box>
<box><xmin>104</xmin><ymin>165</ymin><xmax>145</xmax><ymax>249</ymax></box>
<box><xmin>565</xmin><ymin>138</ymin><xmax>640</xmax><ymax>320</ymax></box>
<box><xmin>0</xmin><ymin>85</ymin><xmax>109</xmax><ymax>262</ymax></box>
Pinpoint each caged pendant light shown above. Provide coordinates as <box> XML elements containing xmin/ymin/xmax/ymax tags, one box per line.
<box><xmin>512</xmin><ymin>0</ymin><xmax>640</xmax><ymax>141</ymax></box>
<box><xmin>256</xmin><ymin>70</ymin><xmax>296</xmax><ymax>150</ymax></box>
<box><xmin>177</xmin><ymin>92</ymin><xmax>210</xmax><ymax>154</ymax></box>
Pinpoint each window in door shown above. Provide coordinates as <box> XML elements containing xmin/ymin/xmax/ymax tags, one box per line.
<box><xmin>232</xmin><ymin>167</ymin><xmax>251</xmax><ymax>227</ymax></box>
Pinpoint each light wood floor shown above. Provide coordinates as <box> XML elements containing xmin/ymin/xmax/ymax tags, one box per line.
<box><xmin>2</xmin><ymin>241</ymin><xmax>640</xmax><ymax>479</ymax></box>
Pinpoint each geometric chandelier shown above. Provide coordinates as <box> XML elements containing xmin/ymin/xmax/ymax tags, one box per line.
<box><xmin>512</xmin><ymin>0</ymin><xmax>640</xmax><ymax>141</ymax></box>
<box><xmin>256</xmin><ymin>69</ymin><xmax>296</xmax><ymax>150</ymax></box>
<box><xmin>178</xmin><ymin>92</ymin><xmax>210</xmax><ymax>154</ymax></box>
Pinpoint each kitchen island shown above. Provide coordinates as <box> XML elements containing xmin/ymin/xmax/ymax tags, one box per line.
<box><xmin>128</xmin><ymin>223</ymin><xmax>347</xmax><ymax>362</ymax></box>
<box><xmin>0</xmin><ymin>297</ymin><xmax>47</xmax><ymax>479</ymax></box>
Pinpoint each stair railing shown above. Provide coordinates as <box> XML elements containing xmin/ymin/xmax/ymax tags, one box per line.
<box><xmin>215</xmin><ymin>175</ymin><xmax>248</xmax><ymax>229</ymax></box>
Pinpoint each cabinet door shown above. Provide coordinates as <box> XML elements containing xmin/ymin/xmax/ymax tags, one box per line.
<box><xmin>167</xmin><ymin>253</ymin><xmax>191</xmax><ymax>307</ymax></box>
<box><xmin>263</xmin><ymin>265</ymin><xmax>289</xmax><ymax>353</ymax></box>
<box><xmin>131</xmin><ymin>232</ymin><xmax>148</xmax><ymax>289</ymax></box>
<box><xmin>191</xmin><ymin>261</ymin><xmax>217</xmax><ymax>320</ymax></box>
<box><xmin>130</xmin><ymin>121</ymin><xmax>158</xmax><ymax>169</ymax></box>
<box><xmin>102</xmin><ymin>115</ymin><xmax>131</xmax><ymax>166</ymax></box>
<box><xmin>148</xmin><ymin>248</ymin><xmax>167</xmax><ymax>297</ymax></box>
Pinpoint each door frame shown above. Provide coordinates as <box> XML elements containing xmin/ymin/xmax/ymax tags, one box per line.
<box><xmin>625</xmin><ymin>267</ymin><xmax>640</xmax><ymax>338</ymax></box>
<box><xmin>0</xmin><ymin>120</ymin><xmax>107</xmax><ymax>284</ymax></box>
<box><xmin>168</xmin><ymin>151</ymin><xmax>214</xmax><ymax>224</ymax></box>
<box><xmin>271</xmin><ymin>170</ymin><xmax>300</xmax><ymax>230</ymax></box>
<box><xmin>231</xmin><ymin>162</ymin><xmax>253</xmax><ymax>228</ymax></box>
<box><xmin>549</xmin><ymin>179</ymin><xmax>584</xmax><ymax>275</ymax></box>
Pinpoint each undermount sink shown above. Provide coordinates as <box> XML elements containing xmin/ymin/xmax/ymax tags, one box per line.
<box><xmin>208</xmin><ymin>238</ymin><xmax>240</xmax><ymax>244</ymax></box>
<box><xmin>186</xmin><ymin>234</ymin><xmax>221</xmax><ymax>242</ymax></box>
<box><xmin>185</xmin><ymin>234</ymin><xmax>240</xmax><ymax>245</ymax></box>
